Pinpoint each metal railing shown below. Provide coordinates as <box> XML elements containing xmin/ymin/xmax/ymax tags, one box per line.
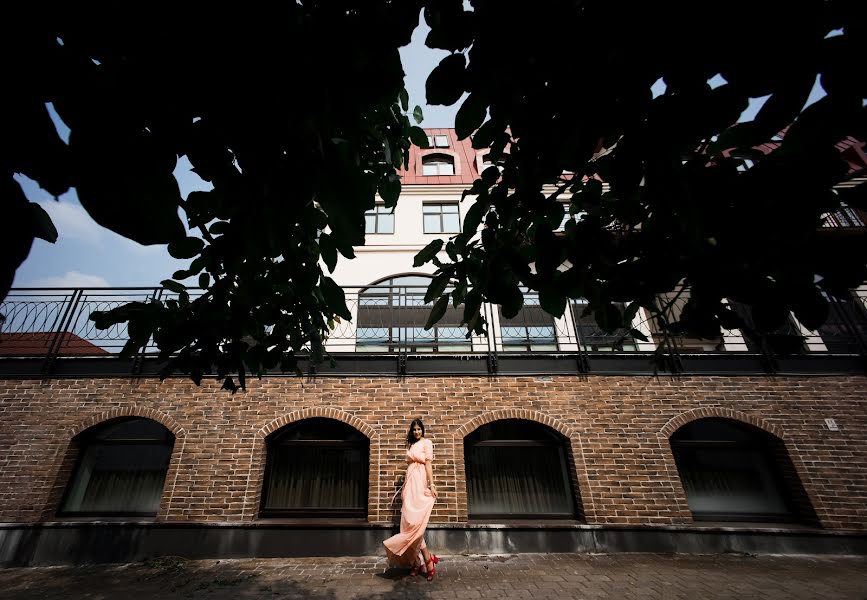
<box><xmin>2</xmin><ymin>286</ymin><xmax>866</xmax><ymax>375</ymax></box>
<box><xmin>820</xmin><ymin>205</ymin><xmax>866</xmax><ymax>228</ymax></box>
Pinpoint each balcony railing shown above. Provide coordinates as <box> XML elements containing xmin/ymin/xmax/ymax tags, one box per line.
<box><xmin>1</xmin><ymin>286</ymin><xmax>866</xmax><ymax>376</ymax></box>
<box><xmin>820</xmin><ymin>205</ymin><xmax>866</xmax><ymax>229</ymax></box>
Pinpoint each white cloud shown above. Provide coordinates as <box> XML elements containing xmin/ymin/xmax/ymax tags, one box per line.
<box><xmin>36</xmin><ymin>200</ymin><xmax>105</xmax><ymax>246</ymax></box>
<box><xmin>25</xmin><ymin>271</ymin><xmax>110</xmax><ymax>288</ymax></box>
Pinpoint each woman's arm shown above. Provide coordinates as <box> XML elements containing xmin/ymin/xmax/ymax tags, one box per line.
<box><xmin>424</xmin><ymin>439</ymin><xmax>437</xmax><ymax>498</ymax></box>
<box><xmin>425</xmin><ymin>458</ymin><xmax>437</xmax><ymax>498</ymax></box>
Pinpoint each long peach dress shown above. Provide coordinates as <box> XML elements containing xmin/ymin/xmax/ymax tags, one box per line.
<box><xmin>383</xmin><ymin>438</ymin><xmax>435</xmax><ymax>568</ymax></box>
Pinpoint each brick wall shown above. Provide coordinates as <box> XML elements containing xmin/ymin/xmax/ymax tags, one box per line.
<box><xmin>0</xmin><ymin>375</ymin><xmax>865</xmax><ymax>530</ymax></box>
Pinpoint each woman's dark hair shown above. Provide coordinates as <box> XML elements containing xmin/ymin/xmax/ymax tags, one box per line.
<box><xmin>406</xmin><ymin>418</ymin><xmax>425</xmax><ymax>446</ymax></box>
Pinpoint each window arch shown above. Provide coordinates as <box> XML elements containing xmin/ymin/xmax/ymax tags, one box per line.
<box><xmin>464</xmin><ymin>419</ymin><xmax>578</xmax><ymax>519</ymax></box>
<box><xmin>670</xmin><ymin>418</ymin><xmax>817</xmax><ymax>524</ymax></box>
<box><xmin>421</xmin><ymin>154</ymin><xmax>455</xmax><ymax>176</ymax></box>
<box><xmin>59</xmin><ymin>417</ymin><xmax>174</xmax><ymax>516</ymax></box>
<box><xmin>260</xmin><ymin>418</ymin><xmax>369</xmax><ymax>518</ymax></box>
<box><xmin>356</xmin><ymin>275</ymin><xmax>469</xmax><ymax>352</ymax></box>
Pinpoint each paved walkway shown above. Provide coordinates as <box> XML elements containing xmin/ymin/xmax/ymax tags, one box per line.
<box><xmin>1</xmin><ymin>553</ymin><xmax>865</xmax><ymax>599</ymax></box>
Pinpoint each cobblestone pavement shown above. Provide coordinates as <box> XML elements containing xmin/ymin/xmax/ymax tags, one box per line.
<box><xmin>0</xmin><ymin>553</ymin><xmax>865</xmax><ymax>600</ymax></box>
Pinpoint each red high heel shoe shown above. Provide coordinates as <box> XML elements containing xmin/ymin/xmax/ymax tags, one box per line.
<box><xmin>425</xmin><ymin>555</ymin><xmax>439</xmax><ymax>581</ymax></box>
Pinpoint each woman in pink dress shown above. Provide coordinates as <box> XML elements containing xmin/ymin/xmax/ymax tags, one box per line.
<box><xmin>383</xmin><ymin>418</ymin><xmax>440</xmax><ymax>580</ymax></box>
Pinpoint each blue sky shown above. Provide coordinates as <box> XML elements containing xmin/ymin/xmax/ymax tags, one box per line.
<box><xmin>13</xmin><ymin>16</ymin><xmax>829</xmax><ymax>289</ymax></box>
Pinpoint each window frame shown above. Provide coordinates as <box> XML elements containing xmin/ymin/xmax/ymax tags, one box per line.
<box><xmin>464</xmin><ymin>419</ymin><xmax>578</xmax><ymax>520</ymax></box>
<box><xmin>421</xmin><ymin>154</ymin><xmax>456</xmax><ymax>177</ymax></box>
<box><xmin>422</xmin><ymin>202</ymin><xmax>461</xmax><ymax>234</ymax></box>
<box><xmin>57</xmin><ymin>418</ymin><xmax>174</xmax><ymax>518</ymax></box>
<box><xmin>426</xmin><ymin>135</ymin><xmax>450</xmax><ymax>148</ymax></box>
<box><xmin>259</xmin><ymin>418</ymin><xmax>370</xmax><ymax>519</ymax></box>
<box><xmin>364</xmin><ymin>204</ymin><xmax>395</xmax><ymax>234</ymax></box>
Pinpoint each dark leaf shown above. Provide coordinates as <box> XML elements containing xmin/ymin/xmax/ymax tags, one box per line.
<box><xmin>379</xmin><ymin>176</ymin><xmax>401</xmax><ymax>209</ymax></box>
<box><xmin>72</xmin><ymin>130</ymin><xmax>185</xmax><ymax>245</ymax></box>
<box><xmin>28</xmin><ymin>203</ymin><xmax>58</xmax><ymax>243</ymax></box>
<box><xmin>198</xmin><ymin>273</ymin><xmax>210</xmax><ymax>289</ymax></box>
<box><xmin>595</xmin><ymin>303</ymin><xmax>623</xmax><ymax>333</ymax></box>
<box><xmin>424</xmin><ymin>295</ymin><xmax>449</xmax><ymax>330</ymax></box>
<box><xmin>539</xmin><ymin>285</ymin><xmax>567</xmax><ymax>318</ymax></box>
<box><xmin>319</xmin><ymin>232</ymin><xmax>338</xmax><ymax>273</ymax></box>
<box><xmin>629</xmin><ymin>328</ymin><xmax>650</xmax><ymax>342</ymax></box>
<box><xmin>462</xmin><ymin>199</ymin><xmax>487</xmax><ymax>236</ymax></box>
<box><xmin>500</xmin><ymin>284</ymin><xmax>524</xmax><ymax>319</ymax></box>
<box><xmin>413</xmin><ymin>105</ymin><xmax>424</xmax><ymax>124</ymax></box>
<box><xmin>320</xmin><ymin>276</ymin><xmax>352</xmax><ymax>321</ymax></box>
<box><xmin>399</xmin><ymin>88</ymin><xmax>409</xmax><ymax>112</ymax></box>
<box><xmin>409</xmin><ymin>126</ymin><xmax>430</xmax><ymax>148</ymax></box>
<box><xmin>168</xmin><ymin>237</ymin><xmax>205</xmax><ymax>259</ymax></box>
<box><xmin>160</xmin><ymin>279</ymin><xmax>187</xmax><ymax>294</ymax></box>
<box><xmin>792</xmin><ymin>290</ymin><xmax>830</xmax><ymax>332</ymax></box>
<box><xmin>424</xmin><ymin>271</ymin><xmax>451</xmax><ymax>304</ymax></box>
<box><xmin>471</xmin><ymin>119</ymin><xmax>501</xmax><ymax>150</ymax></box>
<box><xmin>426</xmin><ymin>54</ymin><xmax>466</xmax><ymax>106</ymax></box>
<box><xmin>414</xmin><ymin>239</ymin><xmax>443</xmax><ymax>267</ymax></box>
<box><xmin>455</xmin><ymin>93</ymin><xmax>488</xmax><ymax>140</ymax></box>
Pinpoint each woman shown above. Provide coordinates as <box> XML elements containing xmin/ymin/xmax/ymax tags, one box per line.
<box><xmin>383</xmin><ymin>418</ymin><xmax>440</xmax><ymax>580</ymax></box>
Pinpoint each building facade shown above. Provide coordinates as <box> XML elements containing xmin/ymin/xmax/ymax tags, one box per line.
<box><xmin>1</xmin><ymin>129</ymin><xmax>866</xmax><ymax>565</ymax></box>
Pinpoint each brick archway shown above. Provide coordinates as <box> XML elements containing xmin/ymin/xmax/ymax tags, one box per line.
<box><xmin>68</xmin><ymin>406</ymin><xmax>185</xmax><ymax>438</ymax></box>
<box><xmin>455</xmin><ymin>408</ymin><xmax>575</xmax><ymax>439</ymax></box>
<box><xmin>659</xmin><ymin>407</ymin><xmax>784</xmax><ymax>440</ymax></box>
<box><xmin>256</xmin><ymin>407</ymin><xmax>376</xmax><ymax>441</ymax></box>
<box><xmin>244</xmin><ymin>408</ymin><xmax>379</xmax><ymax>521</ymax></box>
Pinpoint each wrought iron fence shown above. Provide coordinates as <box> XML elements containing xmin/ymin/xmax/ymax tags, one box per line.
<box><xmin>2</xmin><ymin>286</ymin><xmax>866</xmax><ymax>373</ymax></box>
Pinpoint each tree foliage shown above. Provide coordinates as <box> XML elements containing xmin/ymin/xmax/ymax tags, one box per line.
<box><xmin>3</xmin><ymin>1</ymin><xmax>866</xmax><ymax>388</ymax></box>
<box><xmin>417</xmin><ymin>0</ymin><xmax>867</xmax><ymax>346</ymax></box>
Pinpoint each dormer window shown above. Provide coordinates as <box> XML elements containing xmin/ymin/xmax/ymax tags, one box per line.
<box><xmin>479</xmin><ymin>152</ymin><xmax>508</xmax><ymax>175</ymax></box>
<box><xmin>422</xmin><ymin>154</ymin><xmax>455</xmax><ymax>176</ymax></box>
<box><xmin>426</xmin><ymin>135</ymin><xmax>449</xmax><ymax>148</ymax></box>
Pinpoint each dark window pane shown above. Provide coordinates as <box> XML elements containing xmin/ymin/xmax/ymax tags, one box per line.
<box><xmin>264</xmin><ymin>445</ymin><xmax>367</xmax><ymax>511</ymax></box>
<box><xmin>62</xmin><ymin>442</ymin><xmax>172</xmax><ymax>514</ymax></box>
<box><xmin>442</xmin><ymin>212</ymin><xmax>460</xmax><ymax>233</ymax></box>
<box><xmin>424</xmin><ymin>214</ymin><xmax>441</xmax><ymax>233</ymax></box>
<box><xmin>378</xmin><ymin>213</ymin><xmax>395</xmax><ymax>234</ymax></box>
<box><xmin>467</xmin><ymin>446</ymin><xmax>573</xmax><ymax>515</ymax></box>
<box><xmin>674</xmin><ymin>447</ymin><xmax>789</xmax><ymax>516</ymax></box>
<box><xmin>670</xmin><ymin>419</ymin><xmax>804</xmax><ymax>522</ymax></box>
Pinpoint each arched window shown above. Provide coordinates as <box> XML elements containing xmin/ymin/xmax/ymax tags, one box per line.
<box><xmin>464</xmin><ymin>419</ymin><xmax>577</xmax><ymax>519</ymax></box>
<box><xmin>59</xmin><ymin>418</ymin><xmax>174</xmax><ymax>516</ymax></box>
<box><xmin>670</xmin><ymin>418</ymin><xmax>816</xmax><ymax>523</ymax></box>
<box><xmin>260</xmin><ymin>418</ymin><xmax>369</xmax><ymax>518</ymax></box>
<box><xmin>356</xmin><ymin>275</ymin><xmax>470</xmax><ymax>352</ymax></box>
<box><xmin>421</xmin><ymin>154</ymin><xmax>455</xmax><ymax>176</ymax></box>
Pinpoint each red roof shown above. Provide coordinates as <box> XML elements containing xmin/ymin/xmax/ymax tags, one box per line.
<box><xmin>400</xmin><ymin>128</ymin><xmax>484</xmax><ymax>185</ymax></box>
<box><xmin>0</xmin><ymin>332</ymin><xmax>110</xmax><ymax>356</ymax></box>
